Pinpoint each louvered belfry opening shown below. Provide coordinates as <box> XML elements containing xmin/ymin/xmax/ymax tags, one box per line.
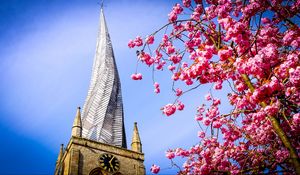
<box><xmin>81</xmin><ymin>8</ymin><xmax>127</xmax><ymax>148</ymax></box>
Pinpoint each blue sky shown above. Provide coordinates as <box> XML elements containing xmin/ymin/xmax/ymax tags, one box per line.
<box><xmin>0</xmin><ymin>0</ymin><xmax>231</xmax><ymax>174</ymax></box>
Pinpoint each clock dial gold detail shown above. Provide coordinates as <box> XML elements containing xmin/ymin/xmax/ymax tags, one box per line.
<box><xmin>99</xmin><ymin>154</ymin><xmax>120</xmax><ymax>173</ymax></box>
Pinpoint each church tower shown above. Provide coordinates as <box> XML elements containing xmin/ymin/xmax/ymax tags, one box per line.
<box><xmin>54</xmin><ymin>7</ymin><xmax>145</xmax><ymax>175</ymax></box>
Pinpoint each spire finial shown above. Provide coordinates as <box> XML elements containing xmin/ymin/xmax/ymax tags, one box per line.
<box><xmin>101</xmin><ymin>0</ymin><xmax>104</xmax><ymax>9</ymax></box>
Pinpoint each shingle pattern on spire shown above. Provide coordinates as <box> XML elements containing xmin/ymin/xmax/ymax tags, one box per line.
<box><xmin>81</xmin><ymin>9</ymin><xmax>127</xmax><ymax>148</ymax></box>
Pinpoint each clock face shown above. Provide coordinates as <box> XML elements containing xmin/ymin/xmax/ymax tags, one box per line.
<box><xmin>99</xmin><ymin>153</ymin><xmax>120</xmax><ymax>173</ymax></box>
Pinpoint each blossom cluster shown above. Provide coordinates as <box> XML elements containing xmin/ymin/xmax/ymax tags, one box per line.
<box><xmin>129</xmin><ymin>0</ymin><xmax>300</xmax><ymax>174</ymax></box>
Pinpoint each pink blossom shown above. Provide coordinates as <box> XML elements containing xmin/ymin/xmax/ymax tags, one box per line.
<box><xmin>139</xmin><ymin>52</ymin><xmax>154</xmax><ymax>66</ymax></box>
<box><xmin>162</xmin><ymin>104</ymin><xmax>176</xmax><ymax>116</ymax></box>
<box><xmin>205</xmin><ymin>93</ymin><xmax>212</xmax><ymax>101</ymax></box>
<box><xmin>165</xmin><ymin>150</ymin><xmax>175</xmax><ymax>159</ymax></box>
<box><xmin>139</xmin><ymin>52</ymin><xmax>150</xmax><ymax>61</ymax></box>
<box><xmin>146</xmin><ymin>58</ymin><xmax>154</xmax><ymax>66</ymax></box>
<box><xmin>134</xmin><ymin>36</ymin><xmax>143</xmax><ymax>47</ymax></box>
<box><xmin>177</xmin><ymin>101</ymin><xmax>185</xmax><ymax>111</ymax></box>
<box><xmin>172</xmin><ymin>3</ymin><xmax>183</xmax><ymax>15</ymax></box>
<box><xmin>162</xmin><ymin>34</ymin><xmax>169</xmax><ymax>44</ymax></box>
<box><xmin>131</xmin><ymin>73</ymin><xmax>142</xmax><ymax>80</ymax></box>
<box><xmin>213</xmin><ymin>98</ymin><xmax>221</xmax><ymax>106</ymax></box>
<box><xmin>150</xmin><ymin>164</ymin><xmax>160</xmax><ymax>174</ymax></box>
<box><xmin>218</xmin><ymin>17</ymin><xmax>232</xmax><ymax>30</ymax></box>
<box><xmin>154</xmin><ymin>82</ymin><xmax>160</xmax><ymax>94</ymax></box>
<box><xmin>203</xmin><ymin>118</ymin><xmax>211</xmax><ymax>126</ymax></box>
<box><xmin>204</xmin><ymin>5</ymin><xmax>217</xmax><ymax>20</ymax></box>
<box><xmin>292</xmin><ymin>113</ymin><xmax>300</xmax><ymax>124</ymax></box>
<box><xmin>154</xmin><ymin>88</ymin><xmax>160</xmax><ymax>94</ymax></box>
<box><xmin>175</xmin><ymin>148</ymin><xmax>189</xmax><ymax>157</ymax></box>
<box><xmin>285</xmin><ymin>87</ymin><xmax>296</xmax><ymax>97</ymax></box>
<box><xmin>214</xmin><ymin>81</ymin><xmax>223</xmax><ymax>90</ymax></box>
<box><xmin>283</xmin><ymin>30</ymin><xmax>296</xmax><ymax>45</ymax></box>
<box><xmin>212</xmin><ymin>121</ymin><xmax>222</xmax><ymax>128</ymax></box>
<box><xmin>206</xmin><ymin>106</ymin><xmax>219</xmax><ymax>118</ymax></box>
<box><xmin>197</xmin><ymin>106</ymin><xmax>205</xmax><ymax>113</ymax></box>
<box><xmin>264</xmin><ymin>103</ymin><xmax>279</xmax><ymax>116</ymax></box>
<box><xmin>176</xmin><ymin>88</ymin><xmax>183</xmax><ymax>96</ymax></box>
<box><xmin>289</xmin><ymin>66</ymin><xmax>300</xmax><ymax>86</ymax></box>
<box><xmin>275</xmin><ymin>150</ymin><xmax>290</xmax><ymax>163</ymax></box>
<box><xmin>191</xmin><ymin>5</ymin><xmax>203</xmax><ymax>21</ymax></box>
<box><xmin>182</xmin><ymin>62</ymin><xmax>188</xmax><ymax>68</ymax></box>
<box><xmin>172</xmin><ymin>73</ymin><xmax>179</xmax><ymax>81</ymax></box>
<box><xmin>291</xmin><ymin>38</ymin><xmax>300</xmax><ymax>48</ymax></box>
<box><xmin>195</xmin><ymin>114</ymin><xmax>203</xmax><ymax>121</ymax></box>
<box><xmin>169</xmin><ymin>55</ymin><xmax>182</xmax><ymax>64</ymax></box>
<box><xmin>156</xmin><ymin>62</ymin><xmax>165</xmax><ymax>70</ymax></box>
<box><xmin>218</xmin><ymin>48</ymin><xmax>232</xmax><ymax>61</ymax></box>
<box><xmin>198</xmin><ymin>131</ymin><xmax>205</xmax><ymax>138</ymax></box>
<box><xmin>166</xmin><ymin>45</ymin><xmax>175</xmax><ymax>54</ymax></box>
<box><xmin>183</xmin><ymin>0</ymin><xmax>191</xmax><ymax>8</ymax></box>
<box><xmin>185</xmin><ymin>79</ymin><xmax>193</xmax><ymax>85</ymax></box>
<box><xmin>168</xmin><ymin>65</ymin><xmax>176</xmax><ymax>71</ymax></box>
<box><xmin>146</xmin><ymin>35</ymin><xmax>154</xmax><ymax>44</ymax></box>
<box><xmin>155</xmin><ymin>50</ymin><xmax>163</xmax><ymax>60</ymax></box>
<box><xmin>128</xmin><ymin>39</ymin><xmax>135</xmax><ymax>48</ymax></box>
<box><xmin>184</xmin><ymin>21</ymin><xmax>194</xmax><ymax>32</ymax></box>
<box><xmin>168</xmin><ymin>12</ymin><xmax>177</xmax><ymax>23</ymax></box>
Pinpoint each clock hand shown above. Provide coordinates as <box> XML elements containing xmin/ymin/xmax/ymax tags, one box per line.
<box><xmin>109</xmin><ymin>157</ymin><xmax>113</xmax><ymax>167</ymax></box>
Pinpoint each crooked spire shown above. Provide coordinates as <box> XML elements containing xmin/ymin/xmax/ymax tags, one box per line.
<box><xmin>131</xmin><ymin>122</ymin><xmax>142</xmax><ymax>153</ymax></box>
<box><xmin>81</xmin><ymin>8</ymin><xmax>127</xmax><ymax>148</ymax></box>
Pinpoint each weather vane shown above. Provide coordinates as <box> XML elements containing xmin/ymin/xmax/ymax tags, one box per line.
<box><xmin>101</xmin><ymin>0</ymin><xmax>104</xmax><ymax>8</ymax></box>
<box><xmin>97</xmin><ymin>0</ymin><xmax>105</xmax><ymax>8</ymax></box>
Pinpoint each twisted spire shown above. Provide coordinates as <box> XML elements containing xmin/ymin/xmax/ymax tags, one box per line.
<box><xmin>81</xmin><ymin>8</ymin><xmax>127</xmax><ymax>148</ymax></box>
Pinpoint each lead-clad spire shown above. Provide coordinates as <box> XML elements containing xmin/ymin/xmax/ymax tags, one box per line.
<box><xmin>81</xmin><ymin>8</ymin><xmax>127</xmax><ymax>148</ymax></box>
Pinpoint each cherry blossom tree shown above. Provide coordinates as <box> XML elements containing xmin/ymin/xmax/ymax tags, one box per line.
<box><xmin>129</xmin><ymin>0</ymin><xmax>300</xmax><ymax>174</ymax></box>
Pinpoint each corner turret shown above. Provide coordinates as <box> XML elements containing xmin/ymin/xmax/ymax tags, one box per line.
<box><xmin>131</xmin><ymin>122</ymin><xmax>142</xmax><ymax>153</ymax></box>
<box><xmin>55</xmin><ymin>144</ymin><xmax>64</xmax><ymax>171</ymax></box>
<box><xmin>72</xmin><ymin>107</ymin><xmax>82</xmax><ymax>137</ymax></box>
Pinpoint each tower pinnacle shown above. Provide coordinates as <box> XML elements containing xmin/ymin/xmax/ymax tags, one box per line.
<box><xmin>55</xmin><ymin>144</ymin><xmax>64</xmax><ymax>167</ymax></box>
<box><xmin>71</xmin><ymin>107</ymin><xmax>82</xmax><ymax>137</ymax></box>
<box><xmin>131</xmin><ymin>122</ymin><xmax>142</xmax><ymax>153</ymax></box>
